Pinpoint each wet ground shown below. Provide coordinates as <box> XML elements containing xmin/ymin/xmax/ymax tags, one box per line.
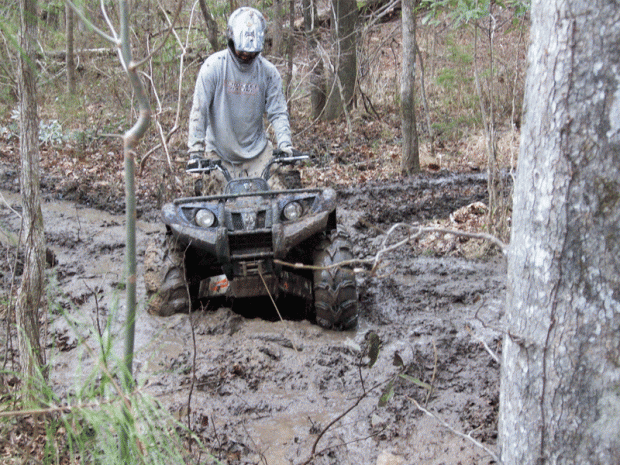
<box><xmin>0</xmin><ymin>171</ymin><xmax>505</xmax><ymax>465</ymax></box>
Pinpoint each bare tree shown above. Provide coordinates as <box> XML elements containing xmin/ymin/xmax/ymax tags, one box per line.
<box><xmin>271</xmin><ymin>0</ymin><xmax>283</xmax><ymax>57</ymax></box>
<box><xmin>400</xmin><ymin>0</ymin><xmax>419</xmax><ymax>173</ymax></box>
<box><xmin>284</xmin><ymin>0</ymin><xmax>295</xmax><ymax>96</ymax></box>
<box><xmin>472</xmin><ymin>4</ymin><xmax>507</xmax><ymax>239</ymax></box>
<box><xmin>499</xmin><ymin>0</ymin><xmax>620</xmax><ymax>462</ymax></box>
<box><xmin>17</xmin><ymin>0</ymin><xmax>45</xmax><ymax>386</ymax></box>
<box><xmin>324</xmin><ymin>0</ymin><xmax>358</xmax><ymax>121</ymax></box>
<box><xmin>198</xmin><ymin>0</ymin><xmax>219</xmax><ymax>52</ymax></box>
<box><xmin>66</xmin><ymin>1</ymin><xmax>75</xmax><ymax>94</ymax></box>
<box><xmin>302</xmin><ymin>0</ymin><xmax>326</xmax><ymax>119</ymax></box>
<box><xmin>65</xmin><ymin>0</ymin><xmax>159</xmax><ymax>456</ymax></box>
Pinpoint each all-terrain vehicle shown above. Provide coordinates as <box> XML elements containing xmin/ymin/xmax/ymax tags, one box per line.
<box><xmin>144</xmin><ymin>149</ymin><xmax>359</xmax><ymax>330</ymax></box>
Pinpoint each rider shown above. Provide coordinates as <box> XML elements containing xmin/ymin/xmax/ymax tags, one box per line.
<box><xmin>187</xmin><ymin>7</ymin><xmax>294</xmax><ymax>193</ymax></box>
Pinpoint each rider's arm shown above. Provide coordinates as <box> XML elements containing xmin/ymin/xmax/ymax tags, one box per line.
<box><xmin>188</xmin><ymin>58</ymin><xmax>219</xmax><ymax>154</ymax></box>
<box><xmin>264</xmin><ymin>63</ymin><xmax>292</xmax><ymax>151</ymax></box>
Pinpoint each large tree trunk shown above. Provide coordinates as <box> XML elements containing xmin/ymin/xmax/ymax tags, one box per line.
<box><xmin>400</xmin><ymin>0</ymin><xmax>419</xmax><ymax>174</ymax></box>
<box><xmin>17</xmin><ymin>0</ymin><xmax>45</xmax><ymax>384</ymax></box>
<box><xmin>499</xmin><ymin>0</ymin><xmax>620</xmax><ymax>462</ymax></box>
<box><xmin>323</xmin><ymin>0</ymin><xmax>358</xmax><ymax>121</ymax></box>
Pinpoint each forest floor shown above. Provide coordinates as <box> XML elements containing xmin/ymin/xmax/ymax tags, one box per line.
<box><xmin>0</xmin><ymin>128</ymin><xmax>508</xmax><ymax>464</ymax></box>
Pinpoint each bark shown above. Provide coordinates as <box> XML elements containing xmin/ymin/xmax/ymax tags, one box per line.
<box><xmin>17</xmin><ymin>0</ymin><xmax>45</xmax><ymax>384</ymax></box>
<box><xmin>284</xmin><ymin>0</ymin><xmax>294</xmax><ymax>98</ymax></box>
<box><xmin>400</xmin><ymin>0</ymin><xmax>419</xmax><ymax>174</ymax></box>
<box><xmin>272</xmin><ymin>0</ymin><xmax>283</xmax><ymax>57</ymax></box>
<box><xmin>302</xmin><ymin>0</ymin><xmax>325</xmax><ymax>119</ymax></box>
<box><xmin>198</xmin><ymin>0</ymin><xmax>219</xmax><ymax>52</ymax></box>
<box><xmin>499</xmin><ymin>0</ymin><xmax>620</xmax><ymax>463</ymax></box>
<box><xmin>66</xmin><ymin>2</ymin><xmax>75</xmax><ymax>94</ymax></box>
<box><xmin>324</xmin><ymin>0</ymin><xmax>358</xmax><ymax>121</ymax></box>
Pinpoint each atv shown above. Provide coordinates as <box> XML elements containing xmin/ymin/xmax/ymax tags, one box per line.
<box><xmin>144</xmin><ymin>149</ymin><xmax>359</xmax><ymax>330</ymax></box>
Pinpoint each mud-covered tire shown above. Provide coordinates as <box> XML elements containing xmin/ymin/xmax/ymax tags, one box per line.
<box><xmin>144</xmin><ymin>234</ymin><xmax>188</xmax><ymax>317</ymax></box>
<box><xmin>313</xmin><ymin>230</ymin><xmax>359</xmax><ymax>330</ymax></box>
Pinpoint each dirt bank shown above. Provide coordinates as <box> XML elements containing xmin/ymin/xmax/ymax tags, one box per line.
<box><xmin>0</xmin><ymin>171</ymin><xmax>505</xmax><ymax>464</ymax></box>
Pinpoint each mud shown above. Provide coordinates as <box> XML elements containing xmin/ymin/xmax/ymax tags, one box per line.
<box><xmin>0</xmin><ymin>172</ymin><xmax>505</xmax><ymax>465</ymax></box>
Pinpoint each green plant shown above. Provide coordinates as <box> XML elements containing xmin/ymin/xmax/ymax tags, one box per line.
<box><xmin>420</xmin><ymin>0</ymin><xmax>530</xmax><ymax>26</ymax></box>
<box><xmin>447</xmin><ymin>42</ymin><xmax>473</xmax><ymax>66</ymax></box>
<box><xmin>0</xmin><ymin>276</ymin><xmax>220</xmax><ymax>465</ymax></box>
<box><xmin>435</xmin><ymin>67</ymin><xmax>457</xmax><ymax>89</ymax></box>
<box><xmin>0</xmin><ymin>367</ymin><xmax>196</xmax><ymax>464</ymax></box>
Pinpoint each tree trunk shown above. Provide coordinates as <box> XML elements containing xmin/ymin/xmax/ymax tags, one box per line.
<box><xmin>400</xmin><ymin>0</ymin><xmax>419</xmax><ymax>174</ymax></box>
<box><xmin>284</xmin><ymin>0</ymin><xmax>294</xmax><ymax>98</ymax></box>
<box><xmin>324</xmin><ymin>0</ymin><xmax>358</xmax><ymax>121</ymax></box>
<box><xmin>66</xmin><ymin>2</ymin><xmax>76</xmax><ymax>94</ymax></box>
<box><xmin>272</xmin><ymin>0</ymin><xmax>283</xmax><ymax>57</ymax></box>
<box><xmin>198</xmin><ymin>0</ymin><xmax>219</xmax><ymax>52</ymax></box>
<box><xmin>17</xmin><ymin>0</ymin><xmax>45</xmax><ymax>385</ymax></box>
<box><xmin>499</xmin><ymin>0</ymin><xmax>620</xmax><ymax>463</ymax></box>
<box><xmin>302</xmin><ymin>0</ymin><xmax>325</xmax><ymax>119</ymax></box>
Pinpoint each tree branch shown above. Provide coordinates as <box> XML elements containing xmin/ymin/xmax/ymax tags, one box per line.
<box><xmin>274</xmin><ymin>223</ymin><xmax>507</xmax><ymax>276</ymax></box>
<box><xmin>64</xmin><ymin>0</ymin><xmax>119</xmax><ymax>45</ymax></box>
<box><xmin>408</xmin><ymin>396</ymin><xmax>502</xmax><ymax>464</ymax></box>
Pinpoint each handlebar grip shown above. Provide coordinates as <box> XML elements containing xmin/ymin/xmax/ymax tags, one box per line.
<box><xmin>272</xmin><ymin>148</ymin><xmax>310</xmax><ymax>161</ymax></box>
<box><xmin>273</xmin><ymin>148</ymin><xmax>304</xmax><ymax>158</ymax></box>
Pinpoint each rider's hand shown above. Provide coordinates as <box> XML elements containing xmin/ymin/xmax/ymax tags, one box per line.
<box><xmin>279</xmin><ymin>144</ymin><xmax>294</xmax><ymax>155</ymax></box>
<box><xmin>187</xmin><ymin>151</ymin><xmax>204</xmax><ymax>177</ymax></box>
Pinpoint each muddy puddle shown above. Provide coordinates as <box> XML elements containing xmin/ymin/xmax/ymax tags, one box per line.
<box><xmin>0</xmin><ymin>172</ymin><xmax>506</xmax><ymax>464</ymax></box>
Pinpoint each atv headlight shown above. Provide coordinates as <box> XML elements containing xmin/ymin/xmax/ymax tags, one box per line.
<box><xmin>195</xmin><ymin>209</ymin><xmax>216</xmax><ymax>228</ymax></box>
<box><xmin>283</xmin><ymin>201</ymin><xmax>303</xmax><ymax>221</ymax></box>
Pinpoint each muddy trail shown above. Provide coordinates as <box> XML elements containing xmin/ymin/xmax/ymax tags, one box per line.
<box><xmin>0</xmin><ymin>172</ymin><xmax>505</xmax><ymax>465</ymax></box>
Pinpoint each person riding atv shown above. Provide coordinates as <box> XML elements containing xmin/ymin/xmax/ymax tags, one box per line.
<box><xmin>143</xmin><ymin>8</ymin><xmax>359</xmax><ymax>330</ymax></box>
<box><xmin>187</xmin><ymin>7</ymin><xmax>294</xmax><ymax>194</ymax></box>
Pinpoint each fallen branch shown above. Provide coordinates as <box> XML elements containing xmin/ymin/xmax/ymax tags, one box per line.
<box><xmin>301</xmin><ymin>381</ymin><xmax>384</xmax><ymax>465</ymax></box>
<box><xmin>408</xmin><ymin>396</ymin><xmax>501</xmax><ymax>464</ymax></box>
<box><xmin>418</xmin><ymin>226</ymin><xmax>508</xmax><ymax>254</ymax></box>
<box><xmin>39</xmin><ymin>48</ymin><xmax>116</xmax><ymax>60</ymax></box>
<box><xmin>465</xmin><ymin>324</ymin><xmax>500</xmax><ymax>364</ymax></box>
<box><xmin>0</xmin><ymin>191</ymin><xmax>21</xmax><ymax>220</ymax></box>
<box><xmin>274</xmin><ymin>223</ymin><xmax>508</xmax><ymax>276</ymax></box>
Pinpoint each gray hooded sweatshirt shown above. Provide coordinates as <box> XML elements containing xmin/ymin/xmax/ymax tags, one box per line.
<box><xmin>188</xmin><ymin>48</ymin><xmax>292</xmax><ymax>164</ymax></box>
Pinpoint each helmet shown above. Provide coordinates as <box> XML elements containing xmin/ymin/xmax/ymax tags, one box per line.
<box><xmin>227</xmin><ymin>7</ymin><xmax>266</xmax><ymax>53</ymax></box>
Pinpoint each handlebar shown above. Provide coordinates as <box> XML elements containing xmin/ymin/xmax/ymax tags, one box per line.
<box><xmin>271</xmin><ymin>148</ymin><xmax>310</xmax><ymax>163</ymax></box>
<box><xmin>263</xmin><ymin>149</ymin><xmax>309</xmax><ymax>179</ymax></box>
<box><xmin>186</xmin><ymin>149</ymin><xmax>310</xmax><ymax>182</ymax></box>
<box><xmin>186</xmin><ymin>157</ymin><xmax>222</xmax><ymax>174</ymax></box>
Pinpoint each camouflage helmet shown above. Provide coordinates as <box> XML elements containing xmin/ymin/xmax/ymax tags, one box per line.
<box><xmin>227</xmin><ymin>7</ymin><xmax>266</xmax><ymax>53</ymax></box>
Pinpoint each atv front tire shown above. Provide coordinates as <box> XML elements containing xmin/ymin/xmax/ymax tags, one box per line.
<box><xmin>144</xmin><ymin>234</ymin><xmax>188</xmax><ymax>317</ymax></box>
<box><xmin>313</xmin><ymin>230</ymin><xmax>359</xmax><ymax>330</ymax></box>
